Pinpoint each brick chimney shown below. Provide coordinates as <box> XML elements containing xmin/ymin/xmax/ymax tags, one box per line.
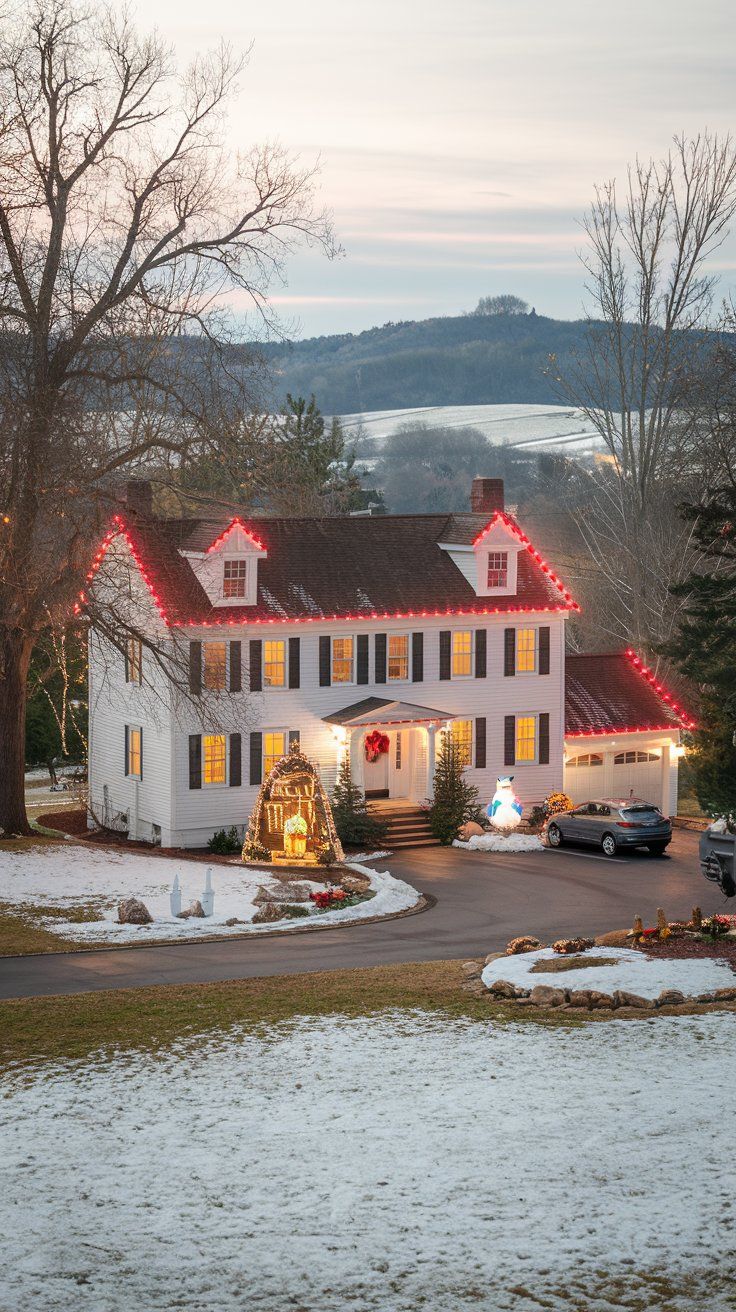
<box><xmin>126</xmin><ymin>479</ymin><xmax>153</xmax><ymax>516</ymax></box>
<box><xmin>470</xmin><ymin>477</ymin><xmax>504</xmax><ymax>515</ymax></box>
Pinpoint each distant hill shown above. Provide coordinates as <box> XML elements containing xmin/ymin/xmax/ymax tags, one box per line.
<box><xmin>255</xmin><ymin>312</ymin><xmax>594</xmax><ymax>413</ymax></box>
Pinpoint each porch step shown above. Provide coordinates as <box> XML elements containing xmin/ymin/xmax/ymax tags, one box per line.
<box><xmin>369</xmin><ymin>804</ymin><xmax>440</xmax><ymax>849</ymax></box>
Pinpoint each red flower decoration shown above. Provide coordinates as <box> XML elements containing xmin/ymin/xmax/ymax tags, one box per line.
<box><xmin>365</xmin><ymin>730</ymin><xmax>390</xmax><ymax>762</ymax></box>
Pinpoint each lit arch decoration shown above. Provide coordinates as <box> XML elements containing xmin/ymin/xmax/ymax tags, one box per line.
<box><xmin>242</xmin><ymin>742</ymin><xmax>345</xmax><ymax>867</ymax></box>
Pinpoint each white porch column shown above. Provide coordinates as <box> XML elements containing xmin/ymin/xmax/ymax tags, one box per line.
<box><xmin>659</xmin><ymin>742</ymin><xmax>671</xmax><ymax>816</ymax></box>
<box><xmin>349</xmin><ymin>728</ymin><xmax>365</xmax><ymax>794</ymax></box>
<box><xmin>425</xmin><ymin>723</ymin><xmax>438</xmax><ymax>801</ymax></box>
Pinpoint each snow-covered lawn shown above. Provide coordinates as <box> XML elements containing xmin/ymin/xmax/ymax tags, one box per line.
<box><xmin>482</xmin><ymin>945</ymin><xmax>736</xmax><ymax>999</ymax></box>
<box><xmin>453</xmin><ymin>832</ymin><xmax>545</xmax><ymax>853</ymax></box>
<box><xmin>0</xmin><ymin>842</ymin><xmax>419</xmax><ymax>943</ymax></box>
<box><xmin>3</xmin><ymin>1010</ymin><xmax>735</xmax><ymax>1310</ymax></box>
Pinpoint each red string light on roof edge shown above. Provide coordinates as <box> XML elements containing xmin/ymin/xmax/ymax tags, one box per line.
<box><xmin>566</xmin><ymin>725</ymin><xmax>689</xmax><ymax>738</ymax></box>
<box><xmin>75</xmin><ymin>516</ymin><xmax>172</xmax><ymax>626</ymax></box>
<box><xmin>176</xmin><ymin>601</ymin><xmax>578</xmax><ymax>627</ymax></box>
<box><xmin>623</xmin><ymin>648</ymin><xmax>696</xmax><ymax>729</ymax></box>
<box><xmin>205</xmin><ymin>518</ymin><xmax>267</xmax><ymax>554</ymax></box>
<box><xmin>471</xmin><ymin>510</ymin><xmax>578</xmax><ymax>607</ymax></box>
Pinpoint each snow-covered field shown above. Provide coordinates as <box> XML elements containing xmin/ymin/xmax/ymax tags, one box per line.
<box><xmin>3</xmin><ymin>1010</ymin><xmax>735</xmax><ymax>1311</ymax></box>
<box><xmin>0</xmin><ymin>842</ymin><xmax>419</xmax><ymax>942</ymax></box>
<box><xmin>341</xmin><ymin>402</ymin><xmax>603</xmax><ymax>462</ymax></box>
<box><xmin>482</xmin><ymin>945</ymin><xmax>736</xmax><ymax>999</ymax></box>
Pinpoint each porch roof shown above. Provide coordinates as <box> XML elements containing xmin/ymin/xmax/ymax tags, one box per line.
<box><xmin>323</xmin><ymin>697</ymin><xmax>456</xmax><ymax>728</ymax></box>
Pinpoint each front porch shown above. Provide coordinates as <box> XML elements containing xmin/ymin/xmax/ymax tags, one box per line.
<box><xmin>324</xmin><ymin>697</ymin><xmax>455</xmax><ymax>806</ymax></box>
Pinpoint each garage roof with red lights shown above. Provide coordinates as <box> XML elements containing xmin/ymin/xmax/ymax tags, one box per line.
<box><xmin>565</xmin><ymin>651</ymin><xmax>695</xmax><ymax>736</ymax></box>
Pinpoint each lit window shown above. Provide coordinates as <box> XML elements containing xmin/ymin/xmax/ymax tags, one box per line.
<box><xmin>516</xmin><ymin>628</ymin><xmax>537</xmax><ymax>674</ymax></box>
<box><xmin>127</xmin><ymin>726</ymin><xmax>142</xmax><ymax>778</ymax></box>
<box><xmin>614</xmin><ymin>750</ymin><xmax>660</xmax><ymax>764</ymax></box>
<box><xmin>450</xmin><ymin>719</ymin><xmax>473</xmax><ymax>767</ymax></box>
<box><xmin>223</xmin><ymin>559</ymin><xmax>247</xmax><ymax>598</ymax></box>
<box><xmin>203</xmin><ymin>734</ymin><xmax>226</xmax><ymax>784</ymax></box>
<box><xmin>567</xmin><ymin>753</ymin><xmax>603</xmax><ymax>768</ymax></box>
<box><xmin>264</xmin><ymin>731</ymin><xmax>287</xmax><ymax>776</ymax></box>
<box><xmin>264</xmin><ymin>640</ymin><xmax>286</xmax><ymax>688</ymax></box>
<box><xmin>487</xmin><ymin>551</ymin><xmax>508</xmax><ymax>588</ymax></box>
<box><xmin>203</xmin><ymin>642</ymin><xmax>227</xmax><ymax>691</ymax></box>
<box><xmin>515</xmin><ymin>716</ymin><xmax>536</xmax><ymax>762</ymax></box>
<box><xmin>332</xmin><ymin>637</ymin><xmax>354</xmax><ymax>684</ymax></box>
<box><xmin>388</xmin><ymin>634</ymin><xmax>409</xmax><ymax>681</ymax></box>
<box><xmin>126</xmin><ymin>637</ymin><xmax>142</xmax><ymax>684</ymax></box>
<box><xmin>452</xmin><ymin>631</ymin><xmax>473</xmax><ymax>677</ymax></box>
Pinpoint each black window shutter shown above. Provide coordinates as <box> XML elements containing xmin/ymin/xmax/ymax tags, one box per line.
<box><xmin>504</xmin><ymin>628</ymin><xmax>516</xmax><ymax>677</ymax></box>
<box><xmin>229</xmin><ymin>733</ymin><xmax>242</xmax><ymax>787</ymax></box>
<box><xmin>288</xmin><ymin>637</ymin><xmax>301</xmax><ymax>689</ymax></box>
<box><xmin>356</xmin><ymin>634</ymin><xmax>369</xmax><ymax>685</ymax></box>
<box><xmin>504</xmin><ymin>715</ymin><xmax>516</xmax><ymax>767</ymax></box>
<box><xmin>249</xmin><ymin>639</ymin><xmax>262</xmax><ymax>692</ymax></box>
<box><xmin>539</xmin><ymin>713</ymin><xmax>550</xmax><ymax>764</ymax></box>
<box><xmin>439</xmin><ymin>630</ymin><xmax>451</xmax><ymax>680</ymax></box>
<box><xmin>538</xmin><ymin>627</ymin><xmax>550</xmax><ymax>675</ymax></box>
<box><xmin>189</xmin><ymin>640</ymin><xmax>202</xmax><ymax>695</ymax></box>
<box><xmin>475</xmin><ymin>717</ymin><xmax>486</xmax><ymax>770</ymax></box>
<box><xmin>124</xmin><ymin>725</ymin><xmax>129</xmax><ymax>776</ymax></box>
<box><xmin>249</xmin><ymin>731</ymin><xmax>263</xmax><ymax>785</ymax></box>
<box><xmin>288</xmin><ymin>729</ymin><xmax>301</xmax><ymax>751</ymax></box>
<box><xmin>475</xmin><ymin>629</ymin><xmax>487</xmax><ymax>678</ymax></box>
<box><xmin>188</xmin><ymin>734</ymin><xmax>202</xmax><ymax>789</ymax></box>
<box><xmin>412</xmin><ymin>632</ymin><xmax>424</xmax><ymax>682</ymax></box>
<box><xmin>319</xmin><ymin>636</ymin><xmax>331</xmax><ymax>686</ymax></box>
<box><xmin>375</xmin><ymin>633</ymin><xmax>387</xmax><ymax>684</ymax></box>
<box><xmin>229</xmin><ymin>641</ymin><xmax>242</xmax><ymax>692</ymax></box>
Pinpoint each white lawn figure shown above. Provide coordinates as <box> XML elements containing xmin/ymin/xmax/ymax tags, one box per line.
<box><xmin>170</xmin><ymin>873</ymin><xmax>181</xmax><ymax>917</ymax></box>
<box><xmin>488</xmin><ymin>776</ymin><xmax>523</xmax><ymax>833</ymax></box>
<box><xmin>201</xmin><ymin>867</ymin><xmax>214</xmax><ymax>918</ymax></box>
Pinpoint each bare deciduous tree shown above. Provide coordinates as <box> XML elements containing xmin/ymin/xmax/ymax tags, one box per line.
<box><xmin>551</xmin><ymin>133</ymin><xmax>736</xmax><ymax>660</ymax></box>
<box><xmin>0</xmin><ymin>0</ymin><xmax>335</xmax><ymax>834</ymax></box>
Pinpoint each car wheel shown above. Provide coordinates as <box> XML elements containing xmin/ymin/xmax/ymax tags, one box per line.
<box><xmin>647</xmin><ymin>843</ymin><xmax>668</xmax><ymax>856</ymax></box>
<box><xmin>601</xmin><ymin>833</ymin><xmax>618</xmax><ymax>857</ymax></box>
<box><xmin>547</xmin><ymin>823</ymin><xmax>563</xmax><ymax>848</ymax></box>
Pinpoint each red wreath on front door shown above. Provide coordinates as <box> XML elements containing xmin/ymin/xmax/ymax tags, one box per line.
<box><xmin>365</xmin><ymin>729</ymin><xmax>390</xmax><ymax>763</ymax></box>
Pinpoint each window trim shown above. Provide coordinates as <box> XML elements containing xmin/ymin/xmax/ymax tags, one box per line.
<box><xmin>263</xmin><ymin>727</ymin><xmax>288</xmax><ymax>777</ymax></box>
<box><xmin>515</xmin><ymin>714</ymin><xmax>538</xmax><ymax>765</ymax></box>
<box><xmin>387</xmin><ymin>632</ymin><xmax>410</xmax><ymax>683</ymax></box>
<box><xmin>127</xmin><ymin>724</ymin><xmax>143</xmax><ymax>780</ymax></box>
<box><xmin>486</xmin><ymin>549</ymin><xmax>509</xmax><ymax>590</ymax></box>
<box><xmin>222</xmin><ymin>557</ymin><xmax>249</xmax><ymax>600</ymax></box>
<box><xmin>126</xmin><ymin>636</ymin><xmax>143</xmax><ymax>685</ymax></box>
<box><xmin>202</xmin><ymin>640</ymin><xmax>229</xmax><ymax>692</ymax></box>
<box><xmin>263</xmin><ymin>638</ymin><xmax>287</xmax><ymax>689</ymax></box>
<box><xmin>450</xmin><ymin>629</ymin><xmax>474</xmax><ymax>680</ymax></box>
<box><xmin>515</xmin><ymin>626</ymin><xmax>538</xmax><ymax>675</ymax></box>
<box><xmin>330</xmin><ymin>634</ymin><xmax>356</xmax><ymax>686</ymax></box>
<box><xmin>202</xmin><ymin>732</ymin><xmax>228</xmax><ymax>787</ymax></box>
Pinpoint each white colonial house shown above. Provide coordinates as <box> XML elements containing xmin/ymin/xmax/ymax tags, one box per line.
<box><xmin>85</xmin><ymin>477</ymin><xmax>693</xmax><ymax>847</ymax></box>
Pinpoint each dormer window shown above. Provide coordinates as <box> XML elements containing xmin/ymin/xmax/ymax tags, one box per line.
<box><xmin>487</xmin><ymin>551</ymin><xmax>508</xmax><ymax>589</ymax></box>
<box><xmin>223</xmin><ymin>559</ymin><xmax>247</xmax><ymax>598</ymax></box>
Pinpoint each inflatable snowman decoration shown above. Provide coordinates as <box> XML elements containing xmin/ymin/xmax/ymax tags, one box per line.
<box><xmin>487</xmin><ymin>776</ymin><xmax>523</xmax><ymax>833</ymax></box>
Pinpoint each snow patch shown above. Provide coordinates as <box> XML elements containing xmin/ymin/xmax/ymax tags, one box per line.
<box><xmin>453</xmin><ymin>832</ymin><xmax>545</xmax><ymax>853</ymax></box>
<box><xmin>482</xmin><ymin>945</ymin><xmax>735</xmax><ymax>999</ymax></box>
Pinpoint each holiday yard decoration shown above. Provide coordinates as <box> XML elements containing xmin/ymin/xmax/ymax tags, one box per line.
<box><xmin>488</xmin><ymin>776</ymin><xmax>523</xmax><ymax>833</ymax></box>
<box><xmin>242</xmin><ymin>742</ymin><xmax>345</xmax><ymax>867</ymax></box>
<box><xmin>429</xmin><ymin>731</ymin><xmax>482</xmax><ymax>845</ymax></box>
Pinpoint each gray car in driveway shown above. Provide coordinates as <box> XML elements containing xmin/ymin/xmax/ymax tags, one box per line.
<box><xmin>544</xmin><ymin>799</ymin><xmax>672</xmax><ymax>858</ymax></box>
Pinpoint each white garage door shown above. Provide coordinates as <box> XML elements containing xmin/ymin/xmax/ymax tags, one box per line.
<box><xmin>564</xmin><ymin>751</ymin><xmax>604</xmax><ymax>804</ymax></box>
<box><xmin>612</xmin><ymin>750</ymin><xmax>661</xmax><ymax>804</ymax></box>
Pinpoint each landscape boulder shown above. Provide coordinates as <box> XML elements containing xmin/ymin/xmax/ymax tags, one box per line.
<box><xmin>712</xmin><ymin>987</ymin><xmax>736</xmax><ymax>1002</ymax></box>
<box><xmin>506</xmin><ymin>935</ymin><xmax>541</xmax><ymax>955</ymax></box>
<box><xmin>458</xmin><ymin>820</ymin><xmax>485</xmax><ymax>841</ymax></box>
<box><xmin>529</xmin><ymin>984</ymin><xmax>567</xmax><ymax>1008</ymax></box>
<box><xmin>567</xmin><ymin>990</ymin><xmax>593</xmax><ymax>1009</ymax></box>
<box><xmin>588</xmin><ymin>991</ymin><xmax>615</xmax><ymax>1010</ymax></box>
<box><xmin>178</xmin><ymin>899</ymin><xmax>205</xmax><ymax>920</ymax></box>
<box><xmin>656</xmin><ymin>989</ymin><xmax>686</xmax><ymax>1007</ymax></box>
<box><xmin>488</xmin><ymin>979</ymin><xmax>522</xmax><ymax>999</ymax></box>
<box><xmin>117</xmin><ymin>897</ymin><xmax>152</xmax><ymax>925</ymax></box>
<box><xmin>613</xmin><ymin>990</ymin><xmax>655</xmax><ymax>1010</ymax></box>
<box><xmin>340</xmin><ymin>872</ymin><xmax>371</xmax><ymax>895</ymax></box>
<box><xmin>594</xmin><ymin>929</ymin><xmax>632</xmax><ymax>948</ymax></box>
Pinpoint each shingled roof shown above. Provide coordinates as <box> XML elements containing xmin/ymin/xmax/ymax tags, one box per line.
<box><xmin>105</xmin><ymin>508</ymin><xmax>578</xmax><ymax>625</ymax></box>
<box><xmin>565</xmin><ymin>652</ymin><xmax>695</xmax><ymax>736</ymax></box>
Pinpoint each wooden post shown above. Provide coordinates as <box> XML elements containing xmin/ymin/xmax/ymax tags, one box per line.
<box><xmin>633</xmin><ymin>914</ymin><xmax>643</xmax><ymax>936</ymax></box>
<box><xmin>692</xmin><ymin>905</ymin><xmax>702</xmax><ymax>930</ymax></box>
<box><xmin>657</xmin><ymin>907</ymin><xmax>667</xmax><ymax>931</ymax></box>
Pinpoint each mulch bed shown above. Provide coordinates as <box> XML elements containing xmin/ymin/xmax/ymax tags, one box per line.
<box><xmin>634</xmin><ymin>934</ymin><xmax>736</xmax><ymax>967</ymax></box>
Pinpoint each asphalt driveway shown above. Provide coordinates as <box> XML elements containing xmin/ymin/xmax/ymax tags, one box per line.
<box><xmin>0</xmin><ymin>828</ymin><xmax>713</xmax><ymax>1000</ymax></box>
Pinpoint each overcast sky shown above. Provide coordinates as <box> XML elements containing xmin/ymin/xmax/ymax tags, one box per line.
<box><xmin>151</xmin><ymin>0</ymin><xmax>735</xmax><ymax>337</ymax></box>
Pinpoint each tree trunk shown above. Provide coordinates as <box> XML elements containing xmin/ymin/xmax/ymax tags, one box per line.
<box><xmin>0</xmin><ymin>628</ymin><xmax>33</xmax><ymax>835</ymax></box>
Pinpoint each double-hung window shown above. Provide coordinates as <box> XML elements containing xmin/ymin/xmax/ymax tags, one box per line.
<box><xmin>264</xmin><ymin>730</ymin><xmax>287</xmax><ymax>776</ymax></box>
<box><xmin>516</xmin><ymin>627</ymin><xmax>537</xmax><ymax>674</ymax></box>
<box><xmin>126</xmin><ymin>726</ymin><xmax>142</xmax><ymax>779</ymax></box>
<box><xmin>450</xmin><ymin>718</ymin><xmax>473</xmax><ymax>767</ymax></box>
<box><xmin>126</xmin><ymin>637</ymin><xmax>142</xmax><ymax>685</ymax></box>
<box><xmin>515</xmin><ymin>715</ymin><xmax>537</xmax><ymax>763</ymax></box>
<box><xmin>203</xmin><ymin>642</ymin><xmax>227</xmax><ymax>691</ymax></box>
<box><xmin>203</xmin><ymin>733</ymin><xmax>227</xmax><ymax>784</ymax></box>
<box><xmin>223</xmin><ymin>559</ymin><xmax>247</xmax><ymax>598</ymax></box>
<box><xmin>332</xmin><ymin>637</ymin><xmax>354</xmax><ymax>684</ymax></box>
<box><xmin>452</xmin><ymin>630</ymin><xmax>473</xmax><ymax>678</ymax></box>
<box><xmin>388</xmin><ymin>634</ymin><xmax>409</xmax><ymax>681</ymax></box>
<box><xmin>487</xmin><ymin>551</ymin><xmax>508</xmax><ymax>588</ymax></box>
<box><xmin>264</xmin><ymin>640</ymin><xmax>286</xmax><ymax>688</ymax></box>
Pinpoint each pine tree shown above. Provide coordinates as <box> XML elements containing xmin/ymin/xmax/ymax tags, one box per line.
<box><xmin>668</xmin><ymin>491</ymin><xmax>736</xmax><ymax>817</ymax></box>
<box><xmin>331</xmin><ymin>757</ymin><xmax>387</xmax><ymax>847</ymax></box>
<box><xmin>272</xmin><ymin>394</ymin><xmax>363</xmax><ymax>514</ymax></box>
<box><xmin>429</xmin><ymin>735</ymin><xmax>482</xmax><ymax>844</ymax></box>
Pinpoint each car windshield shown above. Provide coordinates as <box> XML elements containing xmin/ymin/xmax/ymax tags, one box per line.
<box><xmin>620</xmin><ymin>805</ymin><xmax>661</xmax><ymax>819</ymax></box>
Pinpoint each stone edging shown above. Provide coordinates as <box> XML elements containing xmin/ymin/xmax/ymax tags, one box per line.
<box><xmin>461</xmin><ymin>958</ymin><xmax>736</xmax><ymax>1013</ymax></box>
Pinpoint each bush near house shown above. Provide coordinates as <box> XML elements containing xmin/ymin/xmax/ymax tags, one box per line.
<box><xmin>208</xmin><ymin>827</ymin><xmax>242</xmax><ymax>856</ymax></box>
<box><xmin>429</xmin><ymin>736</ymin><xmax>482</xmax><ymax>845</ymax></box>
<box><xmin>331</xmin><ymin>759</ymin><xmax>388</xmax><ymax>848</ymax></box>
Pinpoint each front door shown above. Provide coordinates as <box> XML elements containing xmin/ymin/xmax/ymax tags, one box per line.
<box><xmin>364</xmin><ymin>747</ymin><xmax>389</xmax><ymax>797</ymax></box>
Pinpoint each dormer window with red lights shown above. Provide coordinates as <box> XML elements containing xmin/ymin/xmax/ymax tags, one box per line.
<box><xmin>223</xmin><ymin>559</ymin><xmax>248</xmax><ymax>599</ymax></box>
<box><xmin>487</xmin><ymin>551</ymin><xmax>508</xmax><ymax>588</ymax></box>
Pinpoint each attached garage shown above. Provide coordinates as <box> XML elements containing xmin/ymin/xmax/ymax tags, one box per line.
<box><xmin>611</xmin><ymin>748</ymin><xmax>662</xmax><ymax>805</ymax></box>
